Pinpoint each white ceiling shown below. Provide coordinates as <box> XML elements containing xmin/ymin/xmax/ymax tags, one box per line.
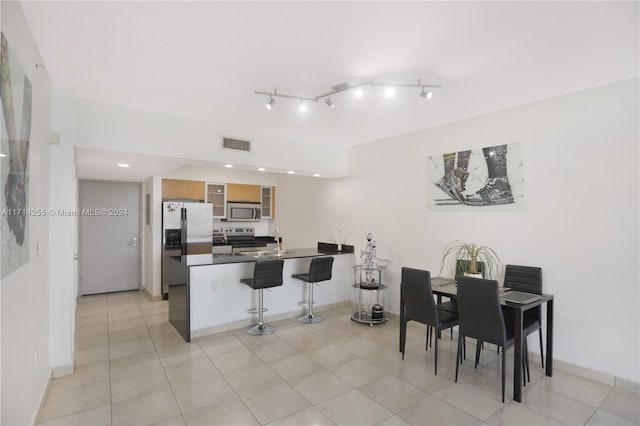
<box><xmin>21</xmin><ymin>1</ymin><xmax>639</xmax><ymax>150</ymax></box>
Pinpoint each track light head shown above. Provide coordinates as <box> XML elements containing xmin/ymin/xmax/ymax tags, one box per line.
<box><xmin>266</xmin><ymin>97</ymin><xmax>276</xmax><ymax>110</ymax></box>
<box><xmin>325</xmin><ymin>97</ymin><xmax>335</xmax><ymax>109</ymax></box>
<box><xmin>420</xmin><ymin>89</ymin><xmax>433</xmax><ymax>99</ymax></box>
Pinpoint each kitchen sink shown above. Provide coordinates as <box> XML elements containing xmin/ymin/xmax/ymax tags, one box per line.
<box><xmin>238</xmin><ymin>250</ymin><xmax>291</xmax><ymax>258</ymax></box>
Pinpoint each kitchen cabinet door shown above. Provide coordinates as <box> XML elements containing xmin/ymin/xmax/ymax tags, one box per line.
<box><xmin>226</xmin><ymin>183</ymin><xmax>261</xmax><ymax>203</ymax></box>
<box><xmin>162</xmin><ymin>179</ymin><xmax>205</xmax><ymax>201</ymax></box>
<box><xmin>261</xmin><ymin>186</ymin><xmax>275</xmax><ymax>219</ymax></box>
<box><xmin>206</xmin><ymin>183</ymin><xmax>227</xmax><ymax>218</ymax></box>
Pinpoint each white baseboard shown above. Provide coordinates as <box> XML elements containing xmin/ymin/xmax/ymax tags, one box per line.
<box><xmin>142</xmin><ymin>287</ymin><xmax>163</xmax><ymax>301</ymax></box>
<box><xmin>34</xmin><ymin>369</ymin><xmax>53</xmax><ymax>425</ymax></box>
<box><xmin>52</xmin><ymin>364</ymin><xmax>74</xmax><ymax>378</ymax></box>
<box><xmin>615</xmin><ymin>377</ymin><xmax>640</xmax><ymax>394</ymax></box>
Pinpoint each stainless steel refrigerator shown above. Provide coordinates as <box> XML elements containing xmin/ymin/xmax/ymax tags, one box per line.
<box><xmin>162</xmin><ymin>201</ymin><xmax>213</xmax><ymax>298</ymax></box>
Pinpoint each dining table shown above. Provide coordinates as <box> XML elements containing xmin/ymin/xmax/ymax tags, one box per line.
<box><xmin>431</xmin><ymin>277</ymin><xmax>554</xmax><ymax>403</ymax></box>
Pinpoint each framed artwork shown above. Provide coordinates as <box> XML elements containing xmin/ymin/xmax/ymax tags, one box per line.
<box><xmin>428</xmin><ymin>143</ymin><xmax>524</xmax><ymax>210</ymax></box>
<box><xmin>1</xmin><ymin>32</ymin><xmax>32</xmax><ymax>278</ymax></box>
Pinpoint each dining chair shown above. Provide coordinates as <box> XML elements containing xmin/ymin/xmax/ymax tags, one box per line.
<box><xmin>503</xmin><ymin>264</ymin><xmax>544</xmax><ymax>380</ymax></box>
<box><xmin>399</xmin><ymin>267</ymin><xmax>459</xmax><ymax>375</ymax></box>
<box><xmin>437</xmin><ymin>260</ymin><xmax>486</xmax><ymax>340</ymax></box>
<box><xmin>454</xmin><ymin>276</ymin><xmax>527</xmax><ymax>402</ymax></box>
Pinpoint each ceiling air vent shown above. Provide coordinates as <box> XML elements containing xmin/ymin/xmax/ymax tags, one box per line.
<box><xmin>222</xmin><ymin>137</ymin><xmax>251</xmax><ymax>152</ymax></box>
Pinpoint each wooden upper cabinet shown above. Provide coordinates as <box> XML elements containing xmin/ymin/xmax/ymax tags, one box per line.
<box><xmin>162</xmin><ymin>179</ymin><xmax>206</xmax><ymax>201</ymax></box>
<box><xmin>226</xmin><ymin>183</ymin><xmax>261</xmax><ymax>203</ymax></box>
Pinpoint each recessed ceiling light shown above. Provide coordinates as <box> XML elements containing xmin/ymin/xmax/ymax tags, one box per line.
<box><xmin>385</xmin><ymin>87</ymin><xmax>395</xmax><ymax>98</ymax></box>
<box><xmin>0</xmin><ymin>153</ymin><xmax>6</xmax><ymax>157</ymax></box>
<box><xmin>354</xmin><ymin>89</ymin><xmax>363</xmax><ymax>99</ymax></box>
<box><xmin>287</xmin><ymin>171</ymin><xmax>295</xmax><ymax>174</ymax></box>
<box><xmin>258</xmin><ymin>167</ymin><xmax>266</xmax><ymax>172</ymax></box>
<box><xmin>225</xmin><ymin>164</ymin><xmax>233</xmax><ymax>168</ymax></box>
<box><xmin>313</xmin><ymin>173</ymin><xmax>320</xmax><ymax>177</ymax></box>
<box><xmin>117</xmin><ymin>163</ymin><xmax>130</xmax><ymax>168</ymax></box>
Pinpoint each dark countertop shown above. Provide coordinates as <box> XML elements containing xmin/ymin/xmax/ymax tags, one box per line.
<box><xmin>172</xmin><ymin>248</ymin><xmax>353</xmax><ymax>267</ymax></box>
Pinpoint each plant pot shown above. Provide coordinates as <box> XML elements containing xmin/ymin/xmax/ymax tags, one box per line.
<box><xmin>464</xmin><ymin>272</ymin><xmax>483</xmax><ymax>279</ymax></box>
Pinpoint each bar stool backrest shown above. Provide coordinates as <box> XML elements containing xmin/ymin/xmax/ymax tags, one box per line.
<box><xmin>252</xmin><ymin>260</ymin><xmax>285</xmax><ymax>289</ymax></box>
<box><xmin>308</xmin><ymin>257</ymin><xmax>334</xmax><ymax>283</ymax></box>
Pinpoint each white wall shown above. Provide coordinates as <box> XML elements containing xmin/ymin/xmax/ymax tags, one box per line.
<box><xmin>146</xmin><ymin>175</ymin><xmax>162</xmax><ymax>297</ymax></box>
<box><xmin>48</xmin><ymin>99</ymin><xmax>78</xmax><ymax>379</ymax></box>
<box><xmin>0</xmin><ymin>2</ymin><xmax>53</xmax><ymax>424</ymax></box>
<box><xmin>338</xmin><ymin>79</ymin><xmax>639</xmax><ymax>383</ymax></box>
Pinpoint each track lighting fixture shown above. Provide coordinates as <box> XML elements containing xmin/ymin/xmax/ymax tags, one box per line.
<box><xmin>255</xmin><ymin>78</ymin><xmax>441</xmax><ymax>111</ymax></box>
<box><xmin>266</xmin><ymin>96</ymin><xmax>276</xmax><ymax>110</ymax></box>
<box><xmin>420</xmin><ymin>88</ymin><xmax>433</xmax><ymax>99</ymax></box>
<box><xmin>325</xmin><ymin>97</ymin><xmax>335</xmax><ymax>109</ymax></box>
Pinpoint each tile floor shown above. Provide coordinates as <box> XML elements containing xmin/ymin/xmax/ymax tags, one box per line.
<box><xmin>38</xmin><ymin>291</ymin><xmax>639</xmax><ymax>426</ymax></box>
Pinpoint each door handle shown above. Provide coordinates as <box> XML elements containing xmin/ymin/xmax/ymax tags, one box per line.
<box><xmin>128</xmin><ymin>236</ymin><xmax>138</xmax><ymax>247</ymax></box>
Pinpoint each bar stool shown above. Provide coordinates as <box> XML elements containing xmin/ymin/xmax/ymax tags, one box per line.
<box><xmin>240</xmin><ymin>260</ymin><xmax>284</xmax><ymax>335</ymax></box>
<box><xmin>292</xmin><ymin>257</ymin><xmax>334</xmax><ymax>323</ymax></box>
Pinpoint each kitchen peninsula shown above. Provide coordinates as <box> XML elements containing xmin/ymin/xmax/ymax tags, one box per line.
<box><xmin>167</xmin><ymin>247</ymin><xmax>356</xmax><ymax>341</ymax></box>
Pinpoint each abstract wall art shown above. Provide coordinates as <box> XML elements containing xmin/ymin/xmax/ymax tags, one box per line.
<box><xmin>1</xmin><ymin>32</ymin><xmax>32</xmax><ymax>278</ymax></box>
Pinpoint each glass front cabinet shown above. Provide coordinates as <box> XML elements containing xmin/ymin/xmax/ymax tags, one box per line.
<box><xmin>261</xmin><ymin>186</ymin><xmax>274</xmax><ymax>219</ymax></box>
<box><xmin>206</xmin><ymin>183</ymin><xmax>227</xmax><ymax>218</ymax></box>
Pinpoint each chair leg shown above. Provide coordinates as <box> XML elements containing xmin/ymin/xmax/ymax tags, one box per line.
<box><xmin>461</xmin><ymin>337</ymin><xmax>466</xmax><ymax>363</ymax></box>
<box><xmin>455</xmin><ymin>334</ymin><xmax>462</xmax><ymax>382</ymax></box>
<box><xmin>298</xmin><ymin>282</ymin><xmax>323</xmax><ymax>323</ymax></box>
<box><xmin>538</xmin><ymin>328</ymin><xmax>545</xmax><ymax>368</ymax></box>
<box><xmin>434</xmin><ymin>328</ymin><xmax>439</xmax><ymax>375</ymax></box>
<box><xmin>501</xmin><ymin>348</ymin><xmax>506</xmax><ymax>403</ymax></box>
<box><xmin>426</xmin><ymin>326</ymin><xmax>430</xmax><ymax>350</ymax></box>
<box><xmin>475</xmin><ymin>340</ymin><xmax>482</xmax><ymax>368</ymax></box>
<box><xmin>400</xmin><ymin>319</ymin><xmax>406</xmax><ymax>360</ymax></box>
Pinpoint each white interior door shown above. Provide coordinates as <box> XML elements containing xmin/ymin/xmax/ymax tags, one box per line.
<box><xmin>79</xmin><ymin>180</ymin><xmax>141</xmax><ymax>295</ymax></box>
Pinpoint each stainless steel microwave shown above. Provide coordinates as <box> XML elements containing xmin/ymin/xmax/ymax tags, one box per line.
<box><xmin>226</xmin><ymin>202</ymin><xmax>261</xmax><ymax>221</ymax></box>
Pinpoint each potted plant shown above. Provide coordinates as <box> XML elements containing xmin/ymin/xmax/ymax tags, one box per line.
<box><xmin>440</xmin><ymin>240</ymin><xmax>502</xmax><ymax>279</ymax></box>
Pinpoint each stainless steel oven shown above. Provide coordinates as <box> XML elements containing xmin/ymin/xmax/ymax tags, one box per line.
<box><xmin>226</xmin><ymin>202</ymin><xmax>261</xmax><ymax>222</ymax></box>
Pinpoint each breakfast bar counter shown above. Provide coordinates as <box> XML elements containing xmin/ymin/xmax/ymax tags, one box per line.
<box><xmin>167</xmin><ymin>249</ymin><xmax>356</xmax><ymax>341</ymax></box>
